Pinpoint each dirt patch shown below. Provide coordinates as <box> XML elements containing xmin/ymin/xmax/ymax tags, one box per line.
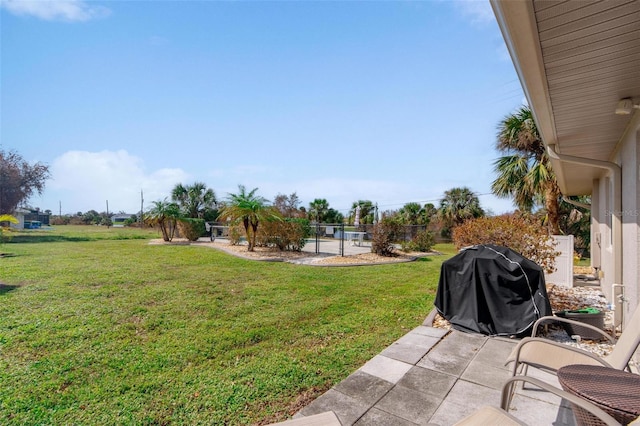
<box><xmin>311</xmin><ymin>251</ymin><xmax>431</xmax><ymax>265</ymax></box>
<box><xmin>252</xmin><ymin>385</ymin><xmax>332</xmax><ymax>426</ymax></box>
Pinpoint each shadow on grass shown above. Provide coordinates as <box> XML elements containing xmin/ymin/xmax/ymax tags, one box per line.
<box><xmin>0</xmin><ymin>284</ymin><xmax>19</xmax><ymax>295</ymax></box>
<box><xmin>415</xmin><ymin>257</ymin><xmax>433</xmax><ymax>262</ymax></box>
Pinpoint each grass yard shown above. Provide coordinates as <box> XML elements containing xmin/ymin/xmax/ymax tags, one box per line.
<box><xmin>0</xmin><ymin>226</ymin><xmax>454</xmax><ymax>425</ymax></box>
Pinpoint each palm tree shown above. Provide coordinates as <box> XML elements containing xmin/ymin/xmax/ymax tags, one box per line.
<box><xmin>324</xmin><ymin>208</ymin><xmax>344</xmax><ymax>224</ymax></box>
<box><xmin>350</xmin><ymin>200</ymin><xmax>374</xmax><ymax>225</ymax></box>
<box><xmin>218</xmin><ymin>185</ymin><xmax>280</xmax><ymax>251</ymax></box>
<box><xmin>308</xmin><ymin>198</ymin><xmax>329</xmax><ymax>223</ymax></box>
<box><xmin>398</xmin><ymin>202</ymin><xmax>429</xmax><ymax>225</ymax></box>
<box><xmin>492</xmin><ymin>106</ymin><xmax>561</xmax><ymax>234</ymax></box>
<box><xmin>171</xmin><ymin>182</ymin><xmax>217</xmax><ymax>219</ymax></box>
<box><xmin>438</xmin><ymin>187</ymin><xmax>484</xmax><ymax>231</ymax></box>
<box><xmin>146</xmin><ymin>199</ymin><xmax>181</xmax><ymax>242</ymax></box>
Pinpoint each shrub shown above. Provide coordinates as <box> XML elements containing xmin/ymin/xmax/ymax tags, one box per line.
<box><xmin>0</xmin><ymin>214</ymin><xmax>19</xmax><ymax>245</ymax></box>
<box><xmin>50</xmin><ymin>216</ymin><xmax>70</xmax><ymax>225</ymax></box>
<box><xmin>256</xmin><ymin>218</ymin><xmax>311</xmax><ymax>251</ymax></box>
<box><xmin>371</xmin><ymin>219</ymin><xmax>402</xmax><ymax>257</ymax></box>
<box><xmin>401</xmin><ymin>229</ymin><xmax>435</xmax><ymax>252</ymax></box>
<box><xmin>124</xmin><ymin>217</ymin><xmax>138</xmax><ymax>227</ymax></box>
<box><xmin>452</xmin><ymin>213</ymin><xmax>559</xmax><ymax>273</ymax></box>
<box><xmin>177</xmin><ymin>218</ymin><xmax>206</xmax><ymax>241</ymax></box>
<box><xmin>228</xmin><ymin>224</ymin><xmax>245</xmax><ymax>246</ymax></box>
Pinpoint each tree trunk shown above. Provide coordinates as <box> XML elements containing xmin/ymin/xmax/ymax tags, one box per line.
<box><xmin>545</xmin><ymin>182</ymin><xmax>561</xmax><ymax>235</ymax></box>
<box><xmin>160</xmin><ymin>219</ymin><xmax>170</xmax><ymax>241</ymax></box>
<box><xmin>243</xmin><ymin>218</ymin><xmax>251</xmax><ymax>251</ymax></box>
<box><xmin>250</xmin><ymin>221</ymin><xmax>259</xmax><ymax>252</ymax></box>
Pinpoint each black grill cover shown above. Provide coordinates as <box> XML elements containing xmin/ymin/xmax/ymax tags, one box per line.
<box><xmin>434</xmin><ymin>244</ymin><xmax>552</xmax><ymax>336</ymax></box>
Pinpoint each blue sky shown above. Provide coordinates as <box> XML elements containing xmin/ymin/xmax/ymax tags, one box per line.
<box><xmin>1</xmin><ymin>0</ymin><xmax>525</xmax><ymax>216</ymax></box>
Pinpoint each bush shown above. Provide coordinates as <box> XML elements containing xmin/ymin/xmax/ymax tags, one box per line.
<box><xmin>50</xmin><ymin>216</ymin><xmax>70</xmax><ymax>225</ymax></box>
<box><xmin>124</xmin><ymin>216</ymin><xmax>138</xmax><ymax>227</ymax></box>
<box><xmin>257</xmin><ymin>218</ymin><xmax>311</xmax><ymax>251</ymax></box>
<box><xmin>401</xmin><ymin>229</ymin><xmax>435</xmax><ymax>253</ymax></box>
<box><xmin>452</xmin><ymin>213</ymin><xmax>559</xmax><ymax>273</ymax></box>
<box><xmin>177</xmin><ymin>218</ymin><xmax>206</xmax><ymax>241</ymax></box>
<box><xmin>371</xmin><ymin>219</ymin><xmax>402</xmax><ymax>257</ymax></box>
<box><xmin>228</xmin><ymin>224</ymin><xmax>245</xmax><ymax>246</ymax></box>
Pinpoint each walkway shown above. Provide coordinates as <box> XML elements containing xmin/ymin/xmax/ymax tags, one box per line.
<box><xmin>292</xmin><ymin>321</ymin><xmax>576</xmax><ymax>425</ymax></box>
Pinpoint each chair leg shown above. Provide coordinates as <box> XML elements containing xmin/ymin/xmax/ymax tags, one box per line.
<box><xmin>520</xmin><ymin>365</ymin><xmax>531</xmax><ymax>389</ymax></box>
<box><xmin>505</xmin><ymin>363</ymin><xmax>529</xmax><ymax>407</ymax></box>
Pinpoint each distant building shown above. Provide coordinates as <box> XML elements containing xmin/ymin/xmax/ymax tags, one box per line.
<box><xmin>12</xmin><ymin>208</ymin><xmax>50</xmax><ymax>229</ymax></box>
<box><xmin>111</xmin><ymin>214</ymin><xmax>134</xmax><ymax>227</ymax></box>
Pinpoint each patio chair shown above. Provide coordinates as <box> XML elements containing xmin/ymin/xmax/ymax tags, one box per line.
<box><xmin>506</xmin><ymin>305</ymin><xmax>640</xmax><ymax>377</ymax></box>
<box><xmin>454</xmin><ymin>376</ymin><xmax>622</xmax><ymax>426</ymax></box>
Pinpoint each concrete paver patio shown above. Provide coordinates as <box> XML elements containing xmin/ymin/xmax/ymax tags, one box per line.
<box><xmin>294</xmin><ymin>323</ymin><xmax>577</xmax><ymax>425</ymax></box>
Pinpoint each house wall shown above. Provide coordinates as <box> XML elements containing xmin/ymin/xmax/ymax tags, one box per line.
<box><xmin>602</xmin><ymin>113</ymin><xmax>640</xmax><ymax>329</ymax></box>
<box><xmin>10</xmin><ymin>209</ymin><xmax>30</xmax><ymax>230</ymax></box>
<box><xmin>619</xmin><ymin>120</ymin><xmax>640</xmax><ymax>324</ymax></box>
<box><xmin>594</xmin><ymin>176</ymin><xmax>614</xmax><ymax>301</ymax></box>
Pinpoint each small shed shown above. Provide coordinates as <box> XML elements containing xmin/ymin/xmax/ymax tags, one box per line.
<box><xmin>10</xmin><ymin>208</ymin><xmax>31</xmax><ymax>229</ymax></box>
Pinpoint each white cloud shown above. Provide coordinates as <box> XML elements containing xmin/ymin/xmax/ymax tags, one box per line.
<box><xmin>35</xmin><ymin>151</ymin><xmax>518</xmax><ymax>216</ymax></box>
<box><xmin>45</xmin><ymin>150</ymin><xmax>190</xmax><ymax>214</ymax></box>
<box><xmin>1</xmin><ymin>0</ymin><xmax>110</xmax><ymax>22</ymax></box>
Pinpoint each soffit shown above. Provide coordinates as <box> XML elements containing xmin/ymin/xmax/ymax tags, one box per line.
<box><xmin>492</xmin><ymin>0</ymin><xmax>640</xmax><ymax>196</ymax></box>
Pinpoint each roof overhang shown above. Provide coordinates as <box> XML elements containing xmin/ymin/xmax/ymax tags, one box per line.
<box><xmin>490</xmin><ymin>0</ymin><xmax>640</xmax><ymax>196</ymax></box>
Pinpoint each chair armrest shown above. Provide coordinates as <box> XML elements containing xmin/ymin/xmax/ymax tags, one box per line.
<box><xmin>500</xmin><ymin>376</ymin><xmax>621</xmax><ymax>426</ymax></box>
<box><xmin>531</xmin><ymin>315</ymin><xmax>615</xmax><ymax>343</ymax></box>
<box><xmin>505</xmin><ymin>337</ymin><xmax>613</xmax><ymax>374</ymax></box>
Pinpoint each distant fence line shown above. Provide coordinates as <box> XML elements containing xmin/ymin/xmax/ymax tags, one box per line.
<box><xmin>205</xmin><ymin>222</ymin><xmax>448</xmax><ymax>256</ymax></box>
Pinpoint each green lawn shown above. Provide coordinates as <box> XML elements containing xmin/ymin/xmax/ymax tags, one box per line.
<box><xmin>0</xmin><ymin>226</ymin><xmax>453</xmax><ymax>425</ymax></box>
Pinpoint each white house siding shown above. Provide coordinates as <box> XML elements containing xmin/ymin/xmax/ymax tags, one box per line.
<box><xmin>591</xmin><ymin>115</ymin><xmax>640</xmax><ymax>329</ymax></box>
<box><xmin>595</xmin><ymin>176</ymin><xmax>614</xmax><ymax>303</ymax></box>
<box><xmin>612</xmin><ymin>114</ymin><xmax>640</xmax><ymax>326</ymax></box>
<box><xmin>11</xmin><ymin>208</ymin><xmax>30</xmax><ymax>230</ymax></box>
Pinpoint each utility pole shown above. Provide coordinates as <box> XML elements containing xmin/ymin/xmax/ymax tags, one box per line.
<box><xmin>59</xmin><ymin>201</ymin><xmax>62</xmax><ymax>217</ymax></box>
<box><xmin>140</xmin><ymin>189</ymin><xmax>144</xmax><ymax>227</ymax></box>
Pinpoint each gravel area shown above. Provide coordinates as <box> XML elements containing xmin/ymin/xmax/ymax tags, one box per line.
<box><xmin>433</xmin><ymin>281</ymin><xmax>617</xmax><ymax>358</ymax></box>
<box><xmin>165</xmin><ymin>238</ymin><xmax>437</xmax><ymax>265</ymax></box>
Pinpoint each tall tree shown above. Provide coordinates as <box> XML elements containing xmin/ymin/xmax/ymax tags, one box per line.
<box><xmin>308</xmin><ymin>198</ymin><xmax>329</xmax><ymax>223</ymax></box>
<box><xmin>0</xmin><ymin>149</ymin><xmax>50</xmax><ymax>214</ymax></box>
<box><xmin>398</xmin><ymin>202</ymin><xmax>429</xmax><ymax>225</ymax></box>
<box><xmin>492</xmin><ymin>105</ymin><xmax>561</xmax><ymax>234</ymax></box>
<box><xmin>397</xmin><ymin>202</ymin><xmax>432</xmax><ymax>238</ymax></box>
<box><xmin>350</xmin><ymin>200</ymin><xmax>374</xmax><ymax>225</ymax></box>
<box><xmin>438</xmin><ymin>187</ymin><xmax>484</xmax><ymax>231</ymax></box>
<box><xmin>324</xmin><ymin>208</ymin><xmax>344</xmax><ymax>224</ymax></box>
<box><xmin>273</xmin><ymin>192</ymin><xmax>302</xmax><ymax>218</ymax></box>
<box><xmin>218</xmin><ymin>185</ymin><xmax>280</xmax><ymax>251</ymax></box>
<box><xmin>171</xmin><ymin>182</ymin><xmax>217</xmax><ymax>219</ymax></box>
